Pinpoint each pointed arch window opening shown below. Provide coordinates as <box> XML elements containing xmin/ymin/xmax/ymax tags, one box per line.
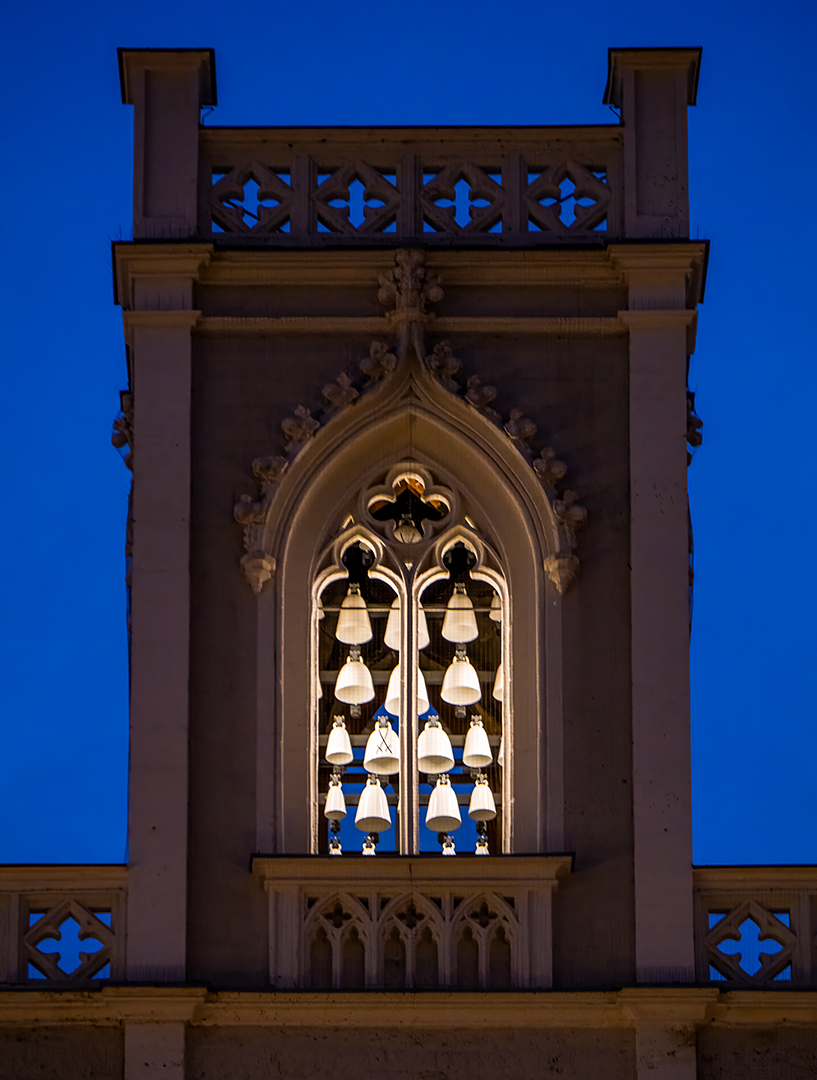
<box><xmin>315</xmin><ymin>526</ymin><xmax>507</xmax><ymax>857</ymax></box>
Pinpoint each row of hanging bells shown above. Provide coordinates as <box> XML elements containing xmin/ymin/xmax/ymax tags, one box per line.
<box><xmin>327</xmin><ymin>573</ymin><xmax>502</xmax><ymax>845</ymax></box>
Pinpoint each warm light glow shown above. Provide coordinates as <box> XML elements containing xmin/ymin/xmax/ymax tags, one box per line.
<box><xmin>426</xmin><ymin>775</ymin><xmax>462</xmax><ymax>833</ymax></box>
<box><xmin>441</xmin><ymin>651</ymin><xmax>481</xmax><ymax>706</ymax></box>
<box><xmin>441</xmin><ymin>583</ymin><xmax>479</xmax><ymax>643</ymax></box>
<box><xmin>334</xmin><ymin>653</ymin><xmax>375</xmax><ymax>704</ymax></box>
<box><xmin>417</xmin><ymin>720</ymin><xmax>455</xmax><ymax>774</ymax></box>
<box><xmin>355</xmin><ymin>776</ymin><xmax>391</xmax><ymax>833</ymax></box>
<box><xmin>335</xmin><ymin>584</ymin><xmax>373</xmax><ymax>644</ymax></box>
<box><xmin>363</xmin><ymin>720</ymin><xmax>400</xmax><ymax>775</ymax></box>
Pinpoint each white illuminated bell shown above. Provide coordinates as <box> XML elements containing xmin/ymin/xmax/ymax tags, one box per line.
<box><xmin>355</xmin><ymin>776</ymin><xmax>392</xmax><ymax>833</ymax></box>
<box><xmin>417</xmin><ymin>720</ymin><xmax>455</xmax><ymax>775</ymax></box>
<box><xmin>426</xmin><ymin>775</ymin><xmax>462</xmax><ymax>833</ymax></box>
<box><xmin>384</xmin><ymin>598</ymin><xmax>401</xmax><ymax>650</ymax></box>
<box><xmin>384</xmin><ymin>598</ymin><xmax>430</xmax><ymax>651</ymax></box>
<box><xmin>441</xmin><ymin>650</ymin><xmax>481</xmax><ymax>706</ymax></box>
<box><xmin>475</xmin><ymin>834</ymin><xmax>489</xmax><ymax>855</ymax></box>
<box><xmin>462</xmin><ymin>717</ymin><xmax>492</xmax><ymax>769</ymax></box>
<box><xmin>324</xmin><ymin>778</ymin><xmax>347</xmax><ymax>821</ymax></box>
<box><xmin>334</xmin><ymin>651</ymin><xmax>375</xmax><ymax>704</ymax></box>
<box><xmin>468</xmin><ymin>776</ymin><xmax>497</xmax><ymax>822</ymax></box>
<box><xmin>335</xmin><ymin>583</ymin><xmax>373</xmax><ymax>644</ymax></box>
<box><xmin>489</xmin><ymin>592</ymin><xmax>502</xmax><ymax>622</ymax></box>
<box><xmin>442</xmin><ymin>583</ymin><xmax>479</xmax><ymax>643</ymax></box>
<box><xmin>363</xmin><ymin>720</ymin><xmax>400</xmax><ymax>775</ymax></box>
<box><xmin>492</xmin><ymin>661</ymin><xmax>504</xmax><ymax>702</ymax></box>
<box><xmin>384</xmin><ymin>663</ymin><xmax>430</xmax><ymax>717</ymax></box>
<box><xmin>325</xmin><ymin>717</ymin><xmax>354</xmax><ymax>766</ymax></box>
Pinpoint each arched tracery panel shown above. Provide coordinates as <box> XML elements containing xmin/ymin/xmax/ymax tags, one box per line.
<box><xmin>261</xmin><ymin>379</ymin><xmax>563</xmax><ymax>855</ymax></box>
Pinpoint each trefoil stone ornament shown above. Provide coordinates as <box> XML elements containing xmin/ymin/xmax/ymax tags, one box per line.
<box><xmin>504</xmin><ymin>408</ymin><xmax>537</xmax><ymax>454</ymax></box>
<box><xmin>533</xmin><ymin>446</ymin><xmax>568</xmax><ymax>487</ymax></box>
<box><xmin>359</xmin><ymin>340</ymin><xmax>397</xmax><ymax>385</ymax></box>
<box><xmin>552</xmin><ymin>489</ymin><xmax>587</xmax><ymax>547</ymax></box>
<box><xmin>424</xmin><ymin>342</ymin><xmax>462</xmax><ymax>392</ymax></box>
<box><xmin>465</xmin><ymin>375</ymin><xmax>501</xmax><ymax>423</ymax></box>
<box><xmin>282</xmin><ymin>405</ymin><xmax>320</xmax><ymax>456</ymax></box>
<box><xmin>233</xmin><ymin>455</ymin><xmax>289</xmax><ymax>595</ymax></box>
<box><xmin>322</xmin><ymin>372</ymin><xmax>359</xmax><ymax>412</ymax></box>
<box><xmin>111</xmin><ymin>390</ymin><xmax>134</xmax><ymax>470</ymax></box>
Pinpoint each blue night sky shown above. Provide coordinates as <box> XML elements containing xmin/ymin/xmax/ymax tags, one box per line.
<box><xmin>0</xmin><ymin>1</ymin><xmax>815</xmax><ymax>866</ymax></box>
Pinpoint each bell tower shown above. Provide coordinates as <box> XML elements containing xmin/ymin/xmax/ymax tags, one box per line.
<box><xmin>9</xmin><ymin>43</ymin><xmax>815</xmax><ymax>1080</ymax></box>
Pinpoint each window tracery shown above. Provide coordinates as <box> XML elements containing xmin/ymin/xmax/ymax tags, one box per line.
<box><xmin>315</xmin><ymin>468</ymin><xmax>506</xmax><ymax>856</ymax></box>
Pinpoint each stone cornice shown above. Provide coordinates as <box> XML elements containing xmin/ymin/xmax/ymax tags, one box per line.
<box><xmin>113</xmin><ymin>244</ymin><xmax>213</xmax><ymax>309</ymax></box>
<box><xmin>251</xmin><ymin>853</ymin><xmax>573</xmax><ymax>891</ymax></box>
<box><xmin>4</xmin><ymin>987</ymin><xmax>817</xmax><ymax>1028</ymax></box>
<box><xmin>122</xmin><ymin>310</ymin><xmax>202</xmax><ymax>330</ymax></box>
<box><xmin>0</xmin><ymin>865</ymin><xmax>128</xmax><ymax>891</ymax></box>
<box><xmin>197</xmin><ymin>316</ymin><xmax>624</xmax><ymax>336</ymax></box>
<box><xmin>694</xmin><ymin>865</ymin><xmax>817</xmax><ymax>892</ymax></box>
<box><xmin>608</xmin><ymin>242</ymin><xmax>708</xmax><ymax>307</ymax></box>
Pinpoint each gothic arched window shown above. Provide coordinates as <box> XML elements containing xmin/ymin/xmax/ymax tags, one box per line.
<box><xmin>314</xmin><ymin>465</ymin><xmax>507</xmax><ymax>856</ymax></box>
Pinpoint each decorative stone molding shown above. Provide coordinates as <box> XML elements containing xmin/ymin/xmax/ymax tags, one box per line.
<box><xmin>424</xmin><ymin>342</ymin><xmax>461</xmax><ymax>392</ymax></box>
<box><xmin>24</xmin><ymin>899</ymin><xmax>117</xmax><ymax>983</ymax></box>
<box><xmin>465</xmin><ymin>375</ymin><xmax>500</xmax><ymax>423</ymax></box>
<box><xmin>282</xmin><ymin>405</ymin><xmax>321</xmax><ymax>456</ymax></box>
<box><xmin>233</xmin><ymin>455</ymin><xmax>289</xmax><ymax>594</ymax></box>
<box><xmin>377</xmin><ymin>249</ymin><xmax>443</xmax><ymax>324</ymax></box>
<box><xmin>322</xmin><ymin>372</ymin><xmax>359</xmax><ymax>411</ymax></box>
<box><xmin>359</xmin><ymin>340</ymin><xmax>397</xmax><ymax>385</ymax></box>
<box><xmin>544</xmin><ymin>554</ymin><xmax>580</xmax><ymax>595</ymax></box>
<box><xmin>111</xmin><ymin>390</ymin><xmax>134</xmax><ymax>470</ymax></box>
<box><xmin>552</xmin><ymin>489</ymin><xmax>588</xmax><ymax>548</ymax></box>
<box><xmin>533</xmin><ymin>446</ymin><xmax>568</xmax><ymax>486</ymax></box>
<box><xmin>504</xmin><ymin>408</ymin><xmax>537</xmax><ymax>455</ymax></box>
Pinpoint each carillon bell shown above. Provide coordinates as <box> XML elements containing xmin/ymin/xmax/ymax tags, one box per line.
<box><xmin>462</xmin><ymin>717</ymin><xmax>492</xmax><ymax>769</ymax></box>
<box><xmin>441</xmin><ymin>650</ymin><xmax>481</xmax><ymax>706</ymax></box>
<box><xmin>325</xmin><ymin>717</ymin><xmax>354</xmax><ymax>766</ymax></box>
<box><xmin>441</xmin><ymin>583</ymin><xmax>479</xmax><ymax>643</ymax></box>
<box><xmin>355</xmin><ymin>776</ymin><xmax>392</xmax><ymax>833</ymax></box>
<box><xmin>363</xmin><ymin>719</ymin><xmax>400</xmax><ymax>775</ymax></box>
<box><xmin>468</xmin><ymin>776</ymin><xmax>497</xmax><ymax>821</ymax></box>
<box><xmin>384</xmin><ymin>598</ymin><xmax>430</xmax><ymax>652</ymax></box>
<box><xmin>492</xmin><ymin>661</ymin><xmax>504</xmax><ymax>702</ymax></box>
<box><xmin>489</xmin><ymin>592</ymin><xmax>502</xmax><ymax>622</ymax></box>
<box><xmin>426</xmin><ymin>775</ymin><xmax>462</xmax><ymax>833</ymax></box>
<box><xmin>324</xmin><ymin>777</ymin><xmax>347</xmax><ymax>820</ymax></box>
<box><xmin>334</xmin><ymin>650</ymin><xmax>375</xmax><ymax>704</ymax></box>
<box><xmin>475</xmin><ymin>834</ymin><xmax>489</xmax><ymax>855</ymax></box>
<box><xmin>384</xmin><ymin>598</ymin><xmax>401</xmax><ymax>651</ymax></box>
<box><xmin>417</xmin><ymin>719</ymin><xmax>455</xmax><ymax>775</ymax></box>
<box><xmin>335</xmin><ymin>583</ymin><xmax>373</xmax><ymax>644</ymax></box>
<box><xmin>385</xmin><ymin>663</ymin><xmax>430</xmax><ymax>716</ymax></box>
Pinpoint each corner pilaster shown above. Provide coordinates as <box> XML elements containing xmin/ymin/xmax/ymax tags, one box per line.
<box><xmin>613</xmin><ymin>245</ymin><xmax>705</xmax><ymax>984</ymax></box>
<box><xmin>118</xmin><ymin>247</ymin><xmax>209</xmax><ymax>982</ymax></box>
<box><xmin>119</xmin><ymin>49</ymin><xmax>215</xmax><ymax>239</ymax></box>
<box><xmin>605</xmin><ymin>48</ymin><xmax>702</xmax><ymax>239</ymax></box>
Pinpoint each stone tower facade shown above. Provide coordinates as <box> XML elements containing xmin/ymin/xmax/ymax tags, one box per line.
<box><xmin>2</xmin><ymin>44</ymin><xmax>817</xmax><ymax>1080</ymax></box>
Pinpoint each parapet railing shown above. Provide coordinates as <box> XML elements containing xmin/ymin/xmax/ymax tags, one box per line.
<box><xmin>693</xmin><ymin>865</ymin><xmax>817</xmax><ymax>987</ymax></box>
<box><xmin>3</xmin><ymin>863</ymin><xmax>815</xmax><ymax>988</ymax></box>
<box><xmin>198</xmin><ymin>126</ymin><xmax>623</xmax><ymax>246</ymax></box>
<box><xmin>0</xmin><ymin>866</ymin><xmax>127</xmax><ymax>985</ymax></box>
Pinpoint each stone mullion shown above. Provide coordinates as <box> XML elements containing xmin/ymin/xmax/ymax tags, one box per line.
<box><xmin>397</xmin><ymin>154</ymin><xmax>421</xmax><ymax>238</ymax></box>
<box><xmin>291</xmin><ymin>154</ymin><xmax>316</xmax><ymax>238</ymax></box>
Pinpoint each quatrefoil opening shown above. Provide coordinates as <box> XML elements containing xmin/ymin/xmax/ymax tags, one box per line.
<box><xmin>421</xmin><ymin>164</ymin><xmax>505</xmax><ymax>234</ymax></box>
<box><xmin>526</xmin><ymin>161</ymin><xmax>609</xmax><ymax>234</ymax></box>
<box><xmin>312</xmin><ymin>162</ymin><xmax>400</xmax><ymax>235</ymax></box>
<box><xmin>211</xmin><ymin>162</ymin><xmax>293</xmax><ymax>235</ymax></box>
